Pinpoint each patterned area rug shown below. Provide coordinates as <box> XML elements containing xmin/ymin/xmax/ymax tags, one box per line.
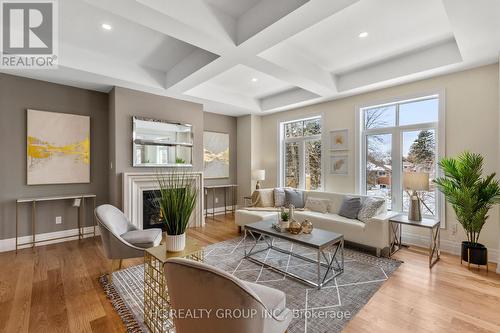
<box><xmin>100</xmin><ymin>237</ymin><xmax>401</xmax><ymax>333</ymax></box>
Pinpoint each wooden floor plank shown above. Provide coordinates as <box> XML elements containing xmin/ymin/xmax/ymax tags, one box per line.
<box><xmin>1</xmin><ymin>214</ymin><xmax>499</xmax><ymax>332</ymax></box>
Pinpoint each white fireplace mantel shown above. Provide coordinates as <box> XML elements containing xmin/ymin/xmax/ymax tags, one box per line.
<box><xmin>123</xmin><ymin>172</ymin><xmax>204</xmax><ymax>229</ymax></box>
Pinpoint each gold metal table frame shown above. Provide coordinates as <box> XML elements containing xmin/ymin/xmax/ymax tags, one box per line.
<box><xmin>144</xmin><ymin>238</ymin><xmax>205</xmax><ymax>333</ymax></box>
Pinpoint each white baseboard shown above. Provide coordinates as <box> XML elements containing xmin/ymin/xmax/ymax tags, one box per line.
<box><xmin>0</xmin><ymin>226</ymin><xmax>99</xmax><ymax>253</ymax></box>
<box><xmin>402</xmin><ymin>231</ymin><xmax>498</xmax><ymax>264</ymax></box>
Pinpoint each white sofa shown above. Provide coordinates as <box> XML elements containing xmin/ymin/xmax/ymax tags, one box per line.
<box><xmin>236</xmin><ymin>190</ymin><xmax>397</xmax><ymax>256</ymax></box>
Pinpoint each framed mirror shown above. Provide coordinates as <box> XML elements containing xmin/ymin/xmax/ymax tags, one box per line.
<box><xmin>133</xmin><ymin>117</ymin><xmax>193</xmax><ymax>167</ymax></box>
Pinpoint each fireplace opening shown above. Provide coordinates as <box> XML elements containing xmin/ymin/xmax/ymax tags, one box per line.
<box><xmin>143</xmin><ymin>190</ymin><xmax>166</xmax><ymax>231</ymax></box>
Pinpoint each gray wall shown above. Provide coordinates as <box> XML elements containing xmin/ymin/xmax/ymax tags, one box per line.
<box><xmin>0</xmin><ymin>74</ymin><xmax>109</xmax><ymax>240</ymax></box>
<box><xmin>237</xmin><ymin>115</ymin><xmax>252</xmax><ymax>205</ymax></box>
<box><xmin>203</xmin><ymin>112</ymin><xmax>237</xmax><ymax>209</ymax></box>
<box><xmin>108</xmin><ymin>87</ymin><xmax>204</xmax><ymax>208</ymax></box>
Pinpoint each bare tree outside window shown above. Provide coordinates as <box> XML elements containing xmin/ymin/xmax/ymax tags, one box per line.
<box><xmin>285</xmin><ymin>142</ymin><xmax>300</xmax><ymax>188</ymax></box>
<box><xmin>282</xmin><ymin>117</ymin><xmax>322</xmax><ymax>190</ymax></box>
<box><xmin>362</xmin><ymin>96</ymin><xmax>439</xmax><ymax>217</ymax></box>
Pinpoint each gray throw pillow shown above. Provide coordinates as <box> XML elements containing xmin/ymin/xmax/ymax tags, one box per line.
<box><xmin>338</xmin><ymin>197</ymin><xmax>362</xmax><ymax>219</ymax></box>
<box><xmin>274</xmin><ymin>188</ymin><xmax>286</xmax><ymax>207</ymax></box>
<box><xmin>358</xmin><ymin>197</ymin><xmax>385</xmax><ymax>223</ymax></box>
<box><xmin>284</xmin><ymin>189</ymin><xmax>305</xmax><ymax>208</ymax></box>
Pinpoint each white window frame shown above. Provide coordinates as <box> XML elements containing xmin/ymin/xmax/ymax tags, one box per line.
<box><xmin>278</xmin><ymin>115</ymin><xmax>323</xmax><ymax>190</ymax></box>
<box><xmin>356</xmin><ymin>92</ymin><xmax>446</xmax><ymax>225</ymax></box>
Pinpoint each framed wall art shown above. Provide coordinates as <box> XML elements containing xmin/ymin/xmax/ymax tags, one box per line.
<box><xmin>27</xmin><ymin>109</ymin><xmax>90</xmax><ymax>185</ymax></box>
<box><xmin>330</xmin><ymin>129</ymin><xmax>348</xmax><ymax>151</ymax></box>
<box><xmin>203</xmin><ymin>131</ymin><xmax>229</xmax><ymax>179</ymax></box>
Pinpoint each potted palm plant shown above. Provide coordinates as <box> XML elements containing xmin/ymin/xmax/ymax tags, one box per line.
<box><xmin>155</xmin><ymin>171</ymin><xmax>198</xmax><ymax>252</ymax></box>
<box><xmin>434</xmin><ymin>152</ymin><xmax>500</xmax><ymax>266</ymax></box>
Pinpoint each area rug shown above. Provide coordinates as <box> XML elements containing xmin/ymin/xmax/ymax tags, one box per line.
<box><xmin>100</xmin><ymin>237</ymin><xmax>401</xmax><ymax>333</ymax></box>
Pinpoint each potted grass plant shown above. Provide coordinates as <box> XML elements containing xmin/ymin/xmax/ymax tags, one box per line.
<box><xmin>155</xmin><ymin>171</ymin><xmax>198</xmax><ymax>252</ymax></box>
<box><xmin>434</xmin><ymin>152</ymin><xmax>500</xmax><ymax>266</ymax></box>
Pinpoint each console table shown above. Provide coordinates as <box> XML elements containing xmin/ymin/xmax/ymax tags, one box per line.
<box><xmin>203</xmin><ymin>184</ymin><xmax>238</xmax><ymax>218</ymax></box>
<box><xmin>389</xmin><ymin>214</ymin><xmax>440</xmax><ymax>268</ymax></box>
<box><xmin>15</xmin><ymin>194</ymin><xmax>97</xmax><ymax>252</ymax></box>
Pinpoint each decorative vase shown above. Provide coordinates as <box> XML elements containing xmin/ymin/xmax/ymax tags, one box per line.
<box><xmin>288</xmin><ymin>219</ymin><xmax>302</xmax><ymax>235</ymax></box>
<box><xmin>166</xmin><ymin>233</ymin><xmax>186</xmax><ymax>252</ymax></box>
<box><xmin>301</xmin><ymin>219</ymin><xmax>313</xmax><ymax>234</ymax></box>
<box><xmin>461</xmin><ymin>241</ymin><xmax>487</xmax><ymax>265</ymax></box>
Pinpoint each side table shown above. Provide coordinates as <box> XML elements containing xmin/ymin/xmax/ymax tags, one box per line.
<box><xmin>389</xmin><ymin>214</ymin><xmax>440</xmax><ymax>268</ymax></box>
<box><xmin>144</xmin><ymin>238</ymin><xmax>205</xmax><ymax>333</ymax></box>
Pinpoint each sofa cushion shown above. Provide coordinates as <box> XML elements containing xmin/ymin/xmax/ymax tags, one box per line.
<box><xmin>121</xmin><ymin>228</ymin><xmax>162</xmax><ymax>248</ymax></box>
<box><xmin>273</xmin><ymin>188</ymin><xmax>286</xmax><ymax>207</ymax></box>
<box><xmin>284</xmin><ymin>189</ymin><xmax>305</xmax><ymax>208</ymax></box>
<box><xmin>358</xmin><ymin>197</ymin><xmax>386</xmax><ymax>223</ymax></box>
<box><xmin>305</xmin><ymin>197</ymin><xmax>330</xmax><ymax>214</ymax></box>
<box><xmin>251</xmin><ymin>189</ymin><xmax>275</xmax><ymax>207</ymax></box>
<box><xmin>235</xmin><ymin>209</ymin><xmax>277</xmax><ymax>226</ymax></box>
<box><xmin>338</xmin><ymin>197</ymin><xmax>362</xmax><ymax>219</ymax></box>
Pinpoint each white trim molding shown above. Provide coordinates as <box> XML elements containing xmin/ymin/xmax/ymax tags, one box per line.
<box><xmin>123</xmin><ymin>172</ymin><xmax>204</xmax><ymax>229</ymax></box>
<box><xmin>0</xmin><ymin>226</ymin><xmax>98</xmax><ymax>253</ymax></box>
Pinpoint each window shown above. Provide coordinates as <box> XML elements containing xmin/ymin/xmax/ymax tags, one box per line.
<box><xmin>360</xmin><ymin>96</ymin><xmax>441</xmax><ymax>219</ymax></box>
<box><xmin>280</xmin><ymin>117</ymin><xmax>322</xmax><ymax>190</ymax></box>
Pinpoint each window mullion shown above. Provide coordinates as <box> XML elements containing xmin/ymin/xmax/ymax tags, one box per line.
<box><xmin>392</xmin><ymin>128</ymin><xmax>402</xmax><ymax>212</ymax></box>
<box><xmin>299</xmin><ymin>140</ymin><xmax>306</xmax><ymax>190</ymax></box>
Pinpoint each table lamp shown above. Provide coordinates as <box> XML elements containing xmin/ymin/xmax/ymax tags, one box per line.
<box><xmin>403</xmin><ymin>172</ymin><xmax>429</xmax><ymax>221</ymax></box>
<box><xmin>252</xmin><ymin>169</ymin><xmax>266</xmax><ymax>190</ymax></box>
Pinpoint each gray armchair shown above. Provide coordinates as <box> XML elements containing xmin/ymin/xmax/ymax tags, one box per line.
<box><xmin>165</xmin><ymin>258</ymin><xmax>292</xmax><ymax>333</ymax></box>
<box><xmin>95</xmin><ymin>204</ymin><xmax>162</xmax><ymax>271</ymax></box>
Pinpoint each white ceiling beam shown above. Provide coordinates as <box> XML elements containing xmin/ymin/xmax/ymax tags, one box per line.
<box><xmin>166</xmin><ymin>49</ymin><xmax>220</xmax><ymax>89</ymax></box>
<box><xmin>237</xmin><ymin>0</ymin><xmax>360</xmax><ymax>53</ymax></box>
<box><xmin>243</xmin><ymin>56</ymin><xmax>335</xmax><ymax>96</ymax></box>
<box><xmin>442</xmin><ymin>0</ymin><xmax>500</xmax><ymax>62</ymax></box>
<box><xmin>335</xmin><ymin>38</ymin><xmax>462</xmax><ymax>91</ymax></box>
<box><xmin>260</xmin><ymin>87</ymin><xmax>320</xmax><ymax>111</ymax></box>
<box><xmin>82</xmin><ymin>0</ymin><xmax>360</xmax><ymax>111</ymax></box>
<box><xmin>84</xmin><ymin>0</ymin><xmax>231</xmax><ymax>55</ymax></box>
<box><xmin>38</xmin><ymin>0</ymin><xmax>498</xmax><ymax>115</ymax></box>
<box><xmin>185</xmin><ymin>84</ymin><xmax>261</xmax><ymax>111</ymax></box>
<box><xmin>163</xmin><ymin>0</ymin><xmax>360</xmax><ymax>99</ymax></box>
<box><xmin>136</xmin><ymin>0</ymin><xmax>237</xmax><ymax>45</ymax></box>
<box><xmin>61</xmin><ymin>43</ymin><xmax>166</xmax><ymax>89</ymax></box>
<box><xmin>255</xmin><ymin>43</ymin><xmax>337</xmax><ymax>95</ymax></box>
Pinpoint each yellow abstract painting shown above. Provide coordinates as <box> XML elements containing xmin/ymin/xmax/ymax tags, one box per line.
<box><xmin>27</xmin><ymin>109</ymin><xmax>90</xmax><ymax>185</ymax></box>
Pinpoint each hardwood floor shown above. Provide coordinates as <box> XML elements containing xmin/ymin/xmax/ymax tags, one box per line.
<box><xmin>1</xmin><ymin>215</ymin><xmax>499</xmax><ymax>333</ymax></box>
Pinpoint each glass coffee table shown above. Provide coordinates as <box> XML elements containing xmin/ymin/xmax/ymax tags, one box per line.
<box><xmin>244</xmin><ymin>220</ymin><xmax>344</xmax><ymax>289</ymax></box>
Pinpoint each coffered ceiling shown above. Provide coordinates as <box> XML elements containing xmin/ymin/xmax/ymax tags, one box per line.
<box><xmin>2</xmin><ymin>0</ymin><xmax>500</xmax><ymax>116</ymax></box>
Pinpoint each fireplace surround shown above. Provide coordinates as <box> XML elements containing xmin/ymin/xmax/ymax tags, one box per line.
<box><xmin>123</xmin><ymin>172</ymin><xmax>204</xmax><ymax>229</ymax></box>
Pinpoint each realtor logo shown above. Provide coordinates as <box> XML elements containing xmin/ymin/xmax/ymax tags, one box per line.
<box><xmin>1</xmin><ymin>0</ymin><xmax>58</xmax><ymax>68</ymax></box>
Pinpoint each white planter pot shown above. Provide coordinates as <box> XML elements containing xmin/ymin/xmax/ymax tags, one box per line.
<box><xmin>166</xmin><ymin>233</ymin><xmax>186</xmax><ymax>252</ymax></box>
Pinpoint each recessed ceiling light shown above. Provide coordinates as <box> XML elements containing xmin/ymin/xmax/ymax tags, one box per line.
<box><xmin>251</xmin><ymin>78</ymin><xmax>258</xmax><ymax>82</ymax></box>
<box><xmin>102</xmin><ymin>23</ymin><xmax>112</xmax><ymax>31</ymax></box>
<box><xmin>358</xmin><ymin>31</ymin><xmax>368</xmax><ymax>38</ymax></box>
